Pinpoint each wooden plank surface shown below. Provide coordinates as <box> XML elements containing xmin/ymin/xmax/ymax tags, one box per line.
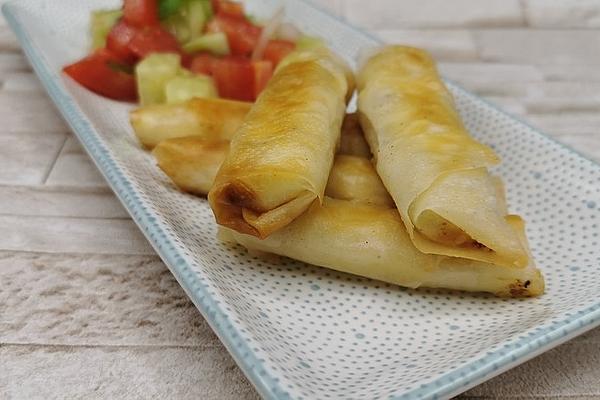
<box><xmin>45</xmin><ymin>136</ymin><xmax>109</xmax><ymax>188</ymax></box>
<box><xmin>0</xmin><ymin>186</ymin><xmax>128</xmax><ymax>219</ymax></box>
<box><xmin>0</xmin><ymin>215</ymin><xmax>154</xmax><ymax>255</ymax></box>
<box><xmin>0</xmin><ymin>130</ymin><xmax>65</xmax><ymax>185</ymax></box>
<box><xmin>2</xmin><ymin>1</ymin><xmax>600</xmax><ymax>399</ymax></box>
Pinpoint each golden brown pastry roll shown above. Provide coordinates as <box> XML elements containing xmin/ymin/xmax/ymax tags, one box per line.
<box><xmin>130</xmin><ymin>97</ymin><xmax>252</xmax><ymax>148</ymax></box>
<box><xmin>357</xmin><ymin>45</ymin><xmax>528</xmax><ymax>268</ymax></box>
<box><xmin>325</xmin><ymin>155</ymin><xmax>393</xmax><ymax>208</ymax></box>
<box><xmin>338</xmin><ymin>113</ymin><xmax>372</xmax><ymax>158</ymax></box>
<box><xmin>132</xmin><ymin>98</ymin><xmax>369</xmax><ymax>154</ymax></box>
<box><xmin>208</xmin><ymin>48</ymin><xmax>354</xmax><ymax>238</ymax></box>
<box><xmin>224</xmin><ymin>198</ymin><xmax>544</xmax><ymax>297</ymax></box>
<box><xmin>154</xmin><ymin>138</ymin><xmax>387</xmax><ymax>207</ymax></box>
<box><xmin>154</xmin><ymin>137</ymin><xmax>544</xmax><ymax>296</ymax></box>
<box><xmin>153</xmin><ymin>137</ymin><xmax>230</xmax><ymax>196</ymax></box>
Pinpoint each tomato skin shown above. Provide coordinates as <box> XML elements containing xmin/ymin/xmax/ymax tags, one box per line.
<box><xmin>106</xmin><ymin>20</ymin><xmax>138</xmax><ymax>64</ymax></box>
<box><xmin>63</xmin><ymin>49</ymin><xmax>137</xmax><ymax>102</ymax></box>
<box><xmin>210</xmin><ymin>56</ymin><xmax>274</xmax><ymax>101</ymax></box>
<box><xmin>180</xmin><ymin>53</ymin><xmax>194</xmax><ymax>69</ymax></box>
<box><xmin>252</xmin><ymin>60</ymin><xmax>273</xmax><ymax>99</ymax></box>
<box><xmin>123</xmin><ymin>0</ymin><xmax>159</xmax><ymax>28</ymax></box>
<box><xmin>108</xmin><ymin>23</ymin><xmax>182</xmax><ymax>63</ymax></box>
<box><xmin>211</xmin><ymin>56</ymin><xmax>255</xmax><ymax>101</ymax></box>
<box><xmin>206</xmin><ymin>15</ymin><xmax>262</xmax><ymax>56</ymax></box>
<box><xmin>263</xmin><ymin>40</ymin><xmax>295</xmax><ymax>67</ymax></box>
<box><xmin>217</xmin><ymin>1</ymin><xmax>245</xmax><ymax>19</ymax></box>
<box><xmin>128</xmin><ymin>27</ymin><xmax>181</xmax><ymax>59</ymax></box>
<box><xmin>210</xmin><ymin>0</ymin><xmax>220</xmax><ymax>14</ymax></box>
<box><xmin>190</xmin><ymin>53</ymin><xmax>218</xmax><ymax>75</ymax></box>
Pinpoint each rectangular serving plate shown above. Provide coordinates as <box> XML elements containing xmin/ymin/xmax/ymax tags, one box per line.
<box><xmin>4</xmin><ymin>1</ymin><xmax>600</xmax><ymax>399</ymax></box>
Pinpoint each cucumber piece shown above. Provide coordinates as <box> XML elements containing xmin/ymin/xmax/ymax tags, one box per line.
<box><xmin>163</xmin><ymin>13</ymin><xmax>192</xmax><ymax>43</ymax></box>
<box><xmin>201</xmin><ymin>0</ymin><xmax>213</xmax><ymax>20</ymax></box>
<box><xmin>162</xmin><ymin>0</ymin><xmax>210</xmax><ymax>43</ymax></box>
<box><xmin>135</xmin><ymin>53</ymin><xmax>182</xmax><ymax>106</ymax></box>
<box><xmin>90</xmin><ymin>9</ymin><xmax>122</xmax><ymax>50</ymax></box>
<box><xmin>296</xmin><ymin>36</ymin><xmax>326</xmax><ymax>51</ymax></box>
<box><xmin>183</xmin><ymin>32</ymin><xmax>230</xmax><ymax>55</ymax></box>
<box><xmin>164</xmin><ymin>0</ymin><xmax>209</xmax><ymax>42</ymax></box>
<box><xmin>245</xmin><ymin>14</ymin><xmax>262</xmax><ymax>26</ymax></box>
<box><xmin>165</xmin><ymin>75</ymin><xmax>218</xmax><ymax>104</ymax></box>
<box><xmin>187</xmin><ymin>0</ymin><xmax>208</xmax><ymax>39</ymax></box>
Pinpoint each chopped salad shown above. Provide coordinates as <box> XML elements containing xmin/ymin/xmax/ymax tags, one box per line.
<box><xmin>64</xmin><ymin>0</ymin><xmax>322</xmax><ymax>103</ymax></box>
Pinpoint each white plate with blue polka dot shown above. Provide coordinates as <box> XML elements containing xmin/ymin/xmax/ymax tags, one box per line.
<box><xmin>4</xmin><ymin>0</ymin><xmax>600</xmax><ymax>398</ymax></box>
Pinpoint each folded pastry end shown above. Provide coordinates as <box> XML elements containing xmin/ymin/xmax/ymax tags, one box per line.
<box><xmin>209</xmin><ymin>182</ymin><xmax>318</xmax><ymax>239</ymax></box>
<box><xmin>505</xmin><ymin>271</ymin><xmax>545</xmax><ymax>298</ymax></box>
<box><xmin>209</xmin><ymin>180</ymin><xmax>261</xmax><ymax>236</ymax></box>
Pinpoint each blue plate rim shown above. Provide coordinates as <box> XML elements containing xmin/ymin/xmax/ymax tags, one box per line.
<box><xmin>4</xmin><ymin>1</ymin><xmax>600</xmax><ymax>399</ymax></box>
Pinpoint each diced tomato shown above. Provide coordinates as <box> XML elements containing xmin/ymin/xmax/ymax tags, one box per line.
<box><xmin>206</xmin><ymin>14</ymin><xmax>262</xmax><ymax>56</ymax></box>
<box><xmin>123</xmin><ymin>0</ymin><xmax>159</xmax><ymax>28</ymax></box>
<box><xmin>252</xmin><ymin>60</ymin><xmax>273</xmax><ymax>99</ymax></box>
<box><xmin>212</xmin><ymin>56</ymin><xmax>255</xmax><ymax>101</ymax></box>
<box><xmin>210</xmin><ymin>57</ymin><xmax>274</xmax><ymax>101</ymax></box>
<box><xmin>180</xmin><ymin>53</ymin><xmax>194</xmax><ymax>69</ymax></box>
<box><xmin>63</xmin><ymin>49</ymin><xmax>137</xmax><ymax>102</ymax></box>
<box><xmin>263</xmin><ymin>40</ymin><xmax>295</xmax><ymax>67</ymax></box>
<box><xmin>210</xmin><ymin>0</ymin><xmax>221</xmax><ymax>14</ymax></box>
<box><xmin>106</xmin><ymin>21</ymin><xmax>138</xmax><ymax>64</ymax></box>
<box><xmin>108</xmin><ymin>23</ymin><xmax>182</xmax><ymax>64</ymax></box>
<box><xmin>128</xmin><ymin>27</ymin><xmax>181</xmax><ymax>59</ymax></box>
<box><xmin>216</xmin><ymin>1</ymin><xmax>245</xmax><ymax>19</ymax></box>
<box><xmin>190</xmin><ymin>53</ymin><xmax>218</xmax><ymax>75</ymax></box>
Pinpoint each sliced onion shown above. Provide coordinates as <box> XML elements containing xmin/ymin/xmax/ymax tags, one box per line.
<box><xmin>251</xmin><ymin>6</ymin><xmax>285</xmax><ymax>62</ymax></box>
<box><xmin>275</xmin><ymin>22</ymin><xmax>301</xmax><ymax>42</ymax></box>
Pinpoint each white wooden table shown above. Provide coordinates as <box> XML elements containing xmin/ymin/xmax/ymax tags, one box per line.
<box><xmin>2</xmin><ymin>1</ymin><xmax>600</xmax><ymax>398</ymax></box>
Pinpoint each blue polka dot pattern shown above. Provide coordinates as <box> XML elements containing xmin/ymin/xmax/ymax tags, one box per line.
<box><xmin>6</xmin><ymin>0</ymin><xmax>600</xmax><ymax>399</ymax></box>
